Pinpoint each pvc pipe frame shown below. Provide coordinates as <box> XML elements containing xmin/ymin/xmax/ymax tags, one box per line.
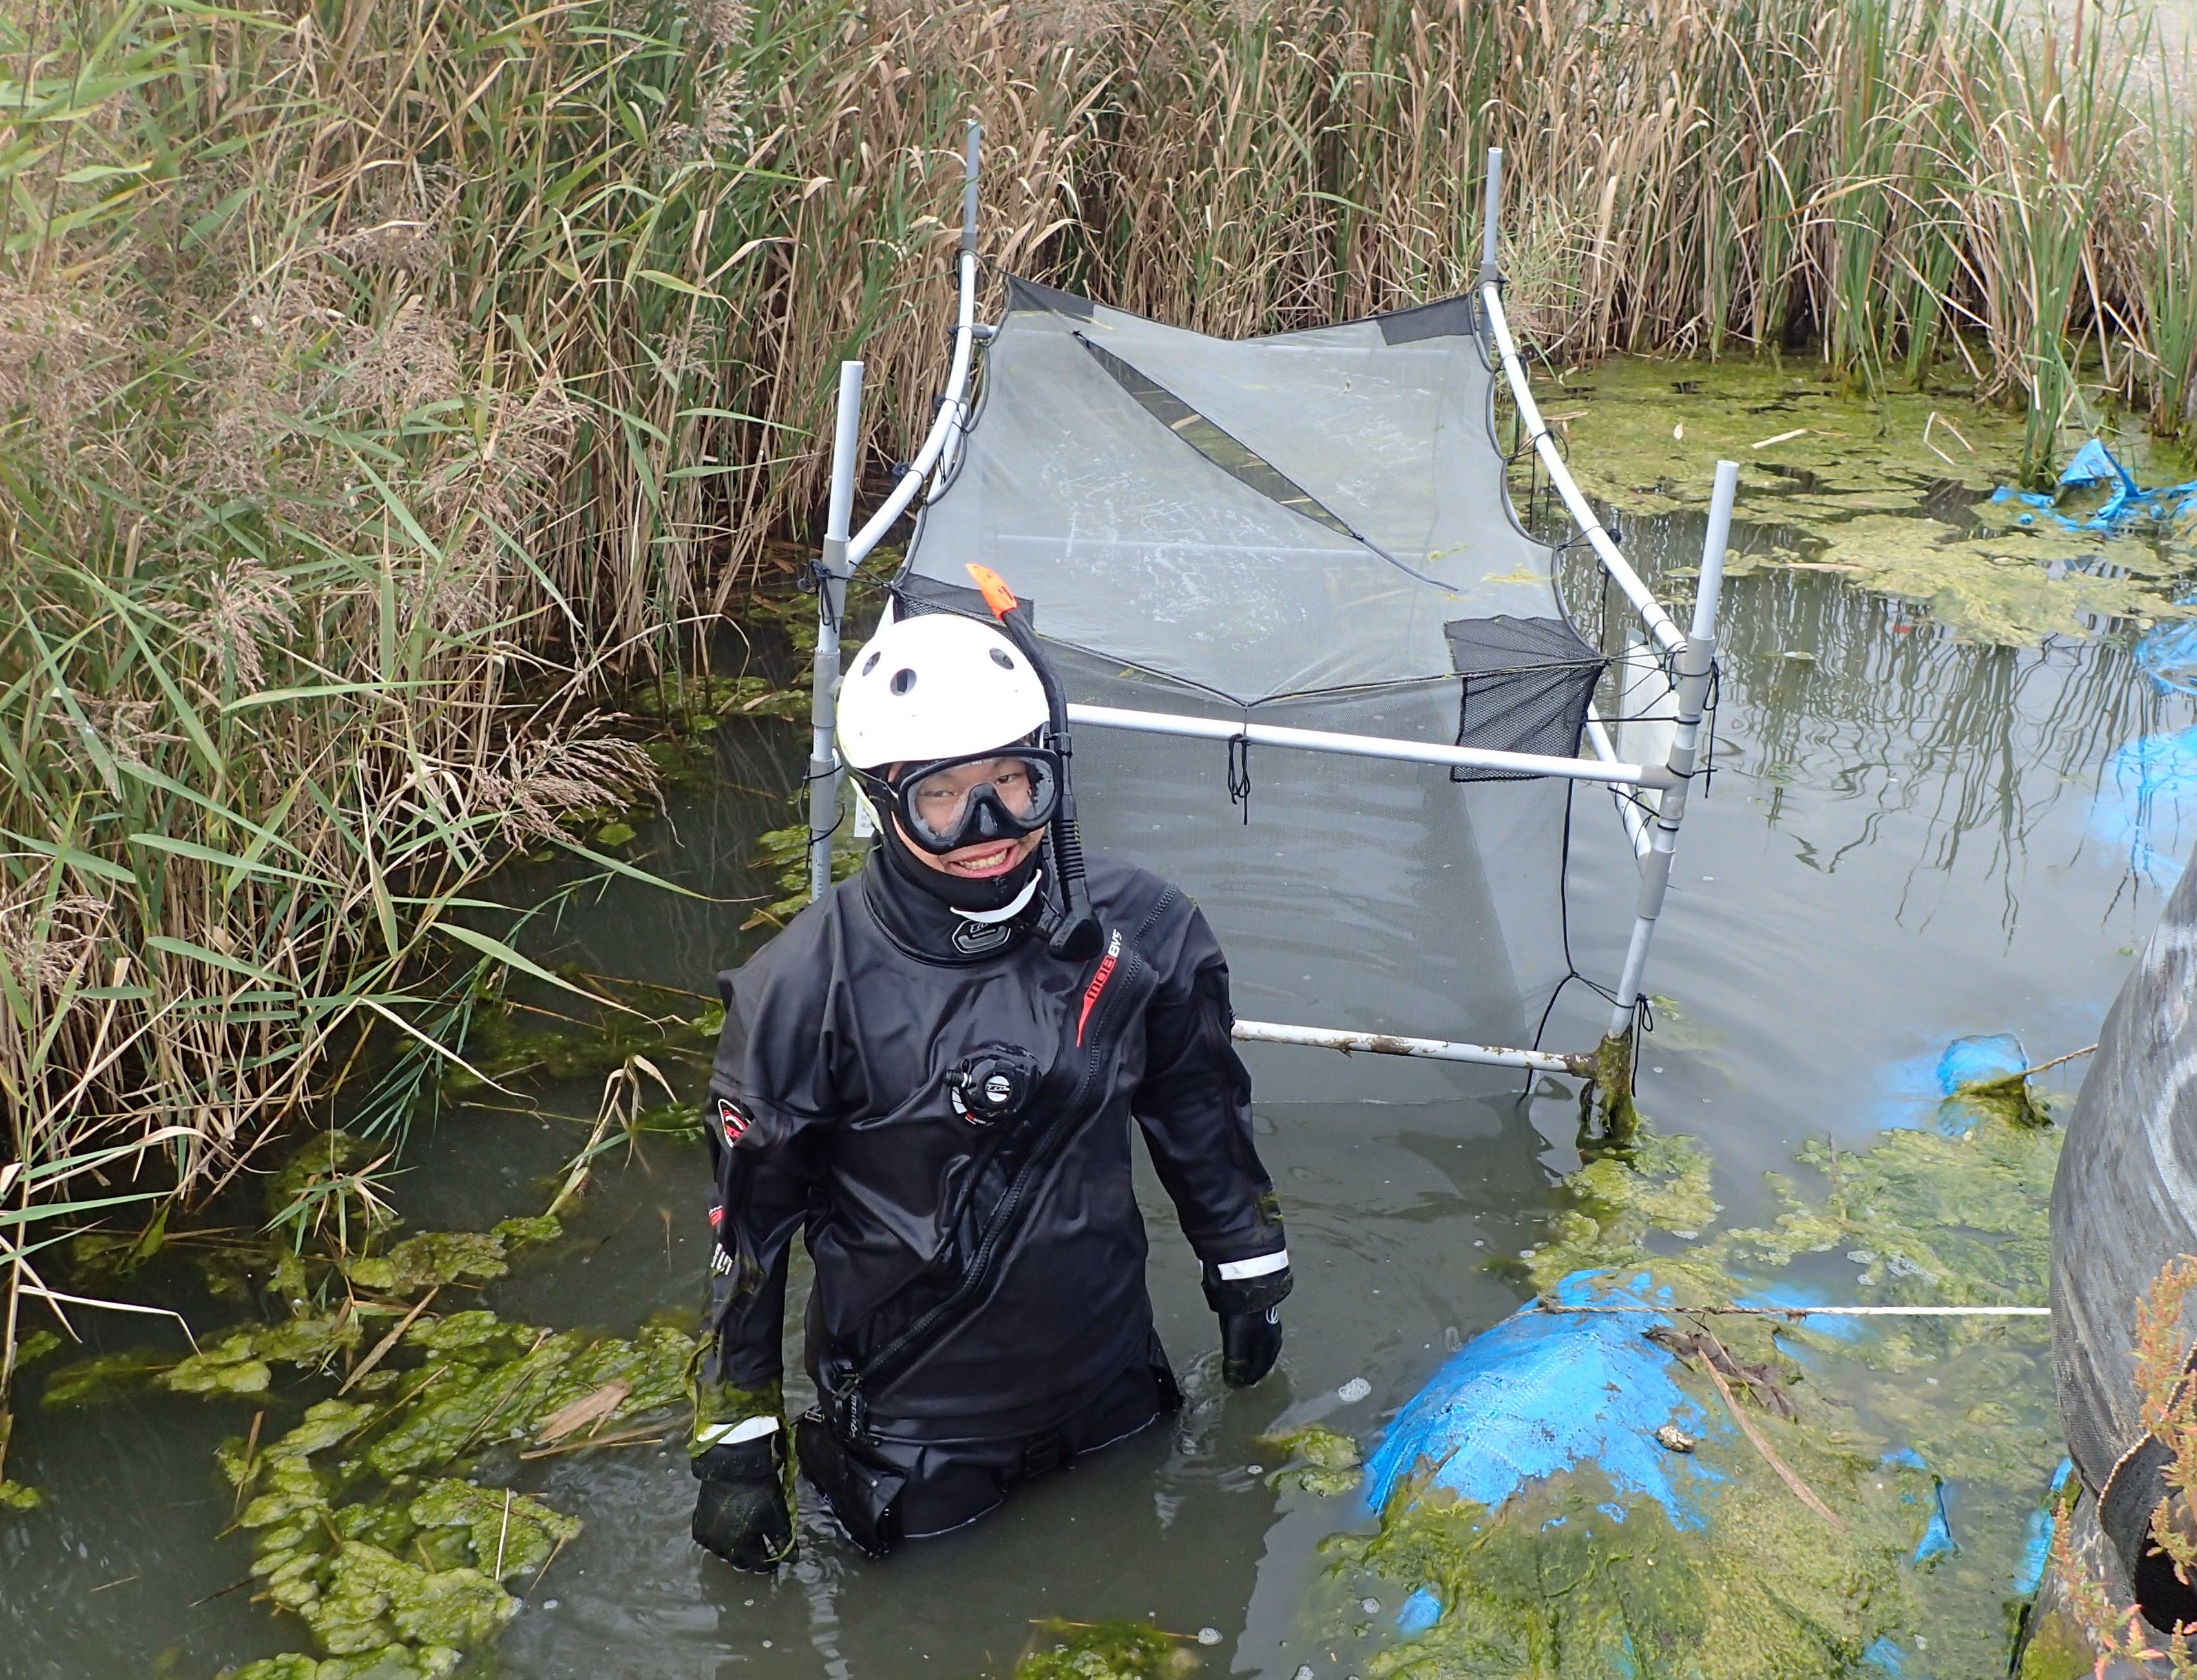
<box><xmin>1474</xmin><ymin>148</ymin><xmax>1732</xmax><ymax>1042</ymax></box>
<box><xmin>1067</xmin><ymin>704</ymin><xmax>1677</xmax><ymax>790</ymax></box>
<box><xmin>1605</xmin><ymin>459</ymin><xmax>1739</xmax><ymax>1036</ymax></box>
<box><xmin>808</xmin><ymin>141</ymin><xmax>1731</xmax><ymax>1080</ymax></box>
<box><xmin>1232</xmin><ymin>1018</ymin><xmax>1587</xmax><ymax>1076</ymax></box>
<box><xmin>807</xmin><ymin>360</ymin><xmax>865</xmax><ymax>901</ymax></box>
<box><xmin>809</xmin><ymin>123</ymin><xmax>985</xmax><ymax>899</ymax></box>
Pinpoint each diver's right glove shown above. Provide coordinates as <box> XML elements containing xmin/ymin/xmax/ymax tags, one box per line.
<box><xmin>1203</xmin><ymin>1254</ymin><xmax>1292</xmax><ymax>1389</ymax></box>
<box><xmin>691</xmin><ymin>1422</ymin><xmax>794</xmax><ymax>1571</ymax></box>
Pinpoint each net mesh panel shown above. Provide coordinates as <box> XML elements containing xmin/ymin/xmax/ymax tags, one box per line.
<box><xmin>1446</xmin><ymin>616</ymin><xmax>1607</xmax><ymax>783</ymax></box>
<box><xmin>896</xmin><ymin>277</ymin><xmax>1595</xmax><ymax>1100</ymax></box>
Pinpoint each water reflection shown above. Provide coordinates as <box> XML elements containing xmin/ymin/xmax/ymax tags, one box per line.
<box><xmin>1562</xmin><ymin>511</ymin><xmax>2197</xmax><ymax>943</ymax></box>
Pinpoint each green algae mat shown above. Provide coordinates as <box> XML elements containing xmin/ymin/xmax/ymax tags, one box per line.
<box><xmin>1540</xmin><ymin>357</ymin><xmax>2197</xmax><ymax>646</ymax></box>
<box><xmin>35</xmin><ymin>1133</ymin><xmax>695</xmax><ymax>1680</ymax></box>
<box><xmin>1254</xmin><ymin>1097</ymin><xmax>2065</xmax><ymax>1680</ymax></box>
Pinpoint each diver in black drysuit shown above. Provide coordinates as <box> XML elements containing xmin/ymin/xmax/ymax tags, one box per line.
<box><xmin>686</xmin><ymin>607</ymin><xmax>1290</xmax><ymax>1569</ymax></box>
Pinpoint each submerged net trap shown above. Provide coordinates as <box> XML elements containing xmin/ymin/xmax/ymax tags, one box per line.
<box><xmin>810</xmin><ymin>132</ymin><xmax>1727</xmax><ymax>1102</ymax></box>
<box><xmin>894</xmin><ymin>279</ymin><xmax>1600</xmax><ymax>1097</ymax></box>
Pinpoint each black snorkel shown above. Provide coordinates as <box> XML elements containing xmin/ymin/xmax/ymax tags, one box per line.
<box><xmin>966</xmin><ymin>564</ymin><xmax>1104</xmax><ymax>963</ymax></box>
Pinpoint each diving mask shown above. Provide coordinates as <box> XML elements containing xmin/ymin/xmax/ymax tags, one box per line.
<box><xmin>857</xmin><ymin>747</ymin><xmax>1062</xmax><ymax>857</ymax></box>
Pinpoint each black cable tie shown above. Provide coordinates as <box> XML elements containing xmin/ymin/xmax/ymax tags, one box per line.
<box><xmin>1226</xmin><ymin>732</ymin><xmax>1252</xmax><ymax>825</ymax></box>
<box><xmin>1699</xmin><ymin>661</ymin><xmax>1723</xmax><ymax>799</ymax></box>
<box><xmin>797</xmin><ymin>558</ymin><xmax>843</xmax><ymax>631</ymax></box>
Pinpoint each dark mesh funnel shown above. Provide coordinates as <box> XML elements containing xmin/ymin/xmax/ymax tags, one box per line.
<box><xmin>1445</xmin><ymin>615</ymin><xmax>1608</xmax><ymax>781</ymax></box>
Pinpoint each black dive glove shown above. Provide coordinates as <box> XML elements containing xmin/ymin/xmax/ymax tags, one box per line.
<box><xmin>1204</xmin><ymin>1257</ymin><xmax>1292</xmax><ymax>1389</ymax></box>
<box><xmin>691</xmin><ymin>1429</ymin><xmax>794</xmax><ymax>1571</ymax></box>
<box><xmin>1221</xmin><ymin>1307</ymin><xmax>1283</xmax><ymax>1387</ymax></box>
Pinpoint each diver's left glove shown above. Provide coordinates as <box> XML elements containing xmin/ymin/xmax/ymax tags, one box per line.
<box><xmin>1203</xmin><ymin>1255</ymin><xmax>1292</xmax><ymax>1389</ymax></box>
<box><xmin>1219</xmin><ymin>1307</ymin><xmax>1283</xmax><ymax>1387</ymax></box>
<box><xmin>691</xmin><ymin>1420</ymin><xmax>794</xmax><ymax>1571</ymax></box>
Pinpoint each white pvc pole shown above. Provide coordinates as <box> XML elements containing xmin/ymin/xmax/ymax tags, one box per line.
<box><xmin>1606</xmin><ymin>459</ymin><xmax>1739</xmax><ymax>1035</ymax></box>
<box><xmin>1584</xmin><ymin>712</ymin><xmax>1654</xmax><ymax>857</ymax></box>
<box><xmin>1233</xmin><ymin>1018</ymin><xmax>1583</xmax><ymax>1076</ymax></box>
<box><xmin>1479</xmin><ymin>147</ymin><xmax>1504</xmax><ymax>281</ymax></box>
<box><xmin>1479</xmin><ymin>278</ymin><xmax>1688</xmax><ymax>660</ymax></box>
<box><xmin>808</xmin><ymin>360</ymin><xmax>866</xmax><ymax>902</ymax></box>
<box><xmin>846</xmin><ymin>123</ymin><xmax>982</xmax><ymax>565</ymax></box>
<box><xmin>1065</xmin><ymin>702</ymin><xmax>1678</xmax><ymax>790</ymax></box>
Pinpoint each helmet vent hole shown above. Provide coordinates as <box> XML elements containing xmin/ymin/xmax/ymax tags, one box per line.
<box><xmin>989</xmin><ymin>648</ymin><xmax>1014</xmax><ymax>670</ymax></box>
<box><xmin>890</xmin><ymin>667</ymin><xmax>918</xmax><ymax>696</ymax></box>
<box><xmin>860</xmin><ymin>649</ymin><xmax>881</xmax><ymax>676</ymax></box>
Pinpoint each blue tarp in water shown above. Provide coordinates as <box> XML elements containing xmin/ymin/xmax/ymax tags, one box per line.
<box><xmin>1360</xmin><ymin>1270</ymin><xmax>1718</xmax><ymax>1526</ymax></box>
<box><xmin>2013</xmin><ymin>1460</ymin><xmax>2076</xmax><ymax>1598</ymax></box>
<box><xmin>2135</xmin><ymin>620</ymin><xmax>2197</xmax><ymax>696</ymax></box>
<box><xmin>1875</xmin><ymin>1033</ymin><xmax>2030</xmax><ymax>1132</ymax></box>
<box><xmin>1990</xmin><ymin>439</ymin><xmax>2197</xmax><ymax>532</ymax></box>
<box><xmin>2094</xmin><ymin>723</ymin><xmax>2197</xmax><ymax>888</ymax></box>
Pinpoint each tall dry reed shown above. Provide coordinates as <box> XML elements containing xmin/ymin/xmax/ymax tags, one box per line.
<box><xmin>1</xmin><ymin>0</ymin><xmax>2191</xmax><ymax>1405</ymax></box>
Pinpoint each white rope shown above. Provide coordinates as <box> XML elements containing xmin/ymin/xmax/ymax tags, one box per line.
<box><xmin>1530</xmin><ymin>1302</ymin><xmax>2048</xmax><ymax>1318</ymax></box>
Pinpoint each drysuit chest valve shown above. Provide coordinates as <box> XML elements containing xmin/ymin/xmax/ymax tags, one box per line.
<box><xmin>946</xmin><ymin>1049</ymin><xmax>1038</xmax><ymax>1126</ymax></box>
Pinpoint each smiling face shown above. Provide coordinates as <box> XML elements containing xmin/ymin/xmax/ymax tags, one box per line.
<box><xmin>890</xmin><ymin>755</ymin><xmax>1047</xmax><ymax>879</ymax></box>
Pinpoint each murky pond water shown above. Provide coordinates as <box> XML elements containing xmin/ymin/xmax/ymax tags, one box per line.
<box><xmin>8</xmin><ymin>361</ymin><xmax>2197</xmax><ymax>1679</ymax></box>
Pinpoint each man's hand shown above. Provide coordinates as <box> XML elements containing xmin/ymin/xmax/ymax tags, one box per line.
<box><xmin>691</xmin><ymin>1426</ymin><xmax>794</xmax><ymax>1571</ymax></box>
<box><xmin>1220</xmin><ymin>1306</ymin><xmax>1283</xmax><ymax>1387</ymax></box>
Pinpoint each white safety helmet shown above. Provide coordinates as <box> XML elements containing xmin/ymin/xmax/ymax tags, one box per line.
<box><xmin>837</xmin><ymin>609</ymin><xmax>1049</xmax><ymax>775</ymax></box>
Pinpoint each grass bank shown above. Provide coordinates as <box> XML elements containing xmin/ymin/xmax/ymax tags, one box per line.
<box><xmin>3</xmin><ymin>0</ymin><xmax>2192</xmax><ymax>1405</ymax></box>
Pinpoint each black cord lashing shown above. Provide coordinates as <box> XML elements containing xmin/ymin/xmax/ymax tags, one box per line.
<box><xmin>1226</xmin><ymin>732</ymin><xmax>1252</xmax><ymax>825</ymax></box>
<box><xmin>797</xmin><ymin>558</ymin><xmax>841</xmax><ymax>632</ymax></box>
<box><xmin>1699</xmin><ymin>662</ymin><xmax>1723</xmax><ymax>798</ymax></box>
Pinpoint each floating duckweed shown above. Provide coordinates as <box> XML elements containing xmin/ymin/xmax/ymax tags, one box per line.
<box><xmin>10</xmin><ymin>1330</ymin><xmax>61</xmax><ymax>1369</ymax></box>
<box><xmin>278</xmin><ymin>1400</ymin><xmax>379</xmax><ymax>1462</ymax></box>
<box><xmin>405</xmin><ymin>1310</ymin><xmax>536</xmax><ymax>1364</ymax></box>
<box><xmin>265</xmin><ymin>1130</ymin><xmax>398</xmax><ymax>1243</ymax></box>
<box><xmin>1520</xmin><ymin>1129</ymin><xmax>1729</xmax><ymax>1303</ymax></box>
<box><xmin>0</xmin><ymin>1480</ymin><xmax>39</xmax><ymax>1509</ymax></box>
<box><xmin>224</xmin><ymin>1657</ymin><xmax>321</xmax><ymax>1680</ymax></box>
<box><xmin>229</xmin><ymin>1650</ymin><xmax>462</xmax><ymax>1680</ymax></box>
<box><xmin>2015</xmin><ymin>1604</ymin><xmax>2097</xmax><ymax>1680</ymax></box>
<box><xmin>406</xmin><ymin>1479</ymin><xmax>579</xmax><ymax>1579</ymax></box>
<box><xmin>1259</xmin><ymin>1426</ymin><xmax>1364</xmax><ymax>1496</ymax></box>
<box><xmin>1721</xmin><ymin>1116</ymin><xmax>2056</xmax><ymax>1317</ymax></box>
<box><xmin>1550</xmin><ymin>357</ymin><xmax>2196</xmax><ymax>645</ymax></box>
<box><xmin>1361</xmin><ymin>1106</ymin><xmax>2068</xmax><ymax>1676</ymax></box>
<box><xmin>1643</xmin><ymin>996</ymin><xmax>1722</xmax><ymax>1054</ymax></box>
<box><xmin>745</xmin><ymin>818</ymin><xmax>868</xmax><ymax>930</ymax></box>
<box><xmin>1013</xmin><ymin>1619</ymin><xmax>1201</xmax><ymax>1680</ymax></box>
<box><xmin>443</xmin><ymin>1001</ymin><xmax>678</xmax><ymax>1091</ymax></box>
<box><xmin>1347</xmin><ymin>1451</ymin><xmax>1924</xmax><ymax>1680</ymax></box>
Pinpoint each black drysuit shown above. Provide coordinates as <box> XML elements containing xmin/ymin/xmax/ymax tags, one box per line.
<box><xmin>699</xmin><ymin>845</ymin><xmax>1288</xmax><ymax>1549</ymax></box>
